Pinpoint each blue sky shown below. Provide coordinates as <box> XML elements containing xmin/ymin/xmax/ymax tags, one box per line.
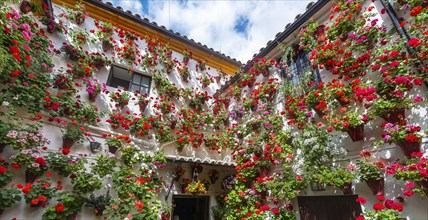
<box><xmin>111</xmin><ymin>0</ymin><xmax>312</xmax><ymax>62</ymax></box>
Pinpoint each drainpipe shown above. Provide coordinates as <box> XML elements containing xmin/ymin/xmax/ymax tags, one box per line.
<box><xmin>380</xmin><ymin>0</ymin><xmax>427</xmax><ymax>87</ymax></box>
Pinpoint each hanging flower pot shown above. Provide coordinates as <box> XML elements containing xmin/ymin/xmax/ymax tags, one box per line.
<box><xmin>313</xmin><ymin>107</ymin><xmax>325</xmax><ymax>118</ymax></box>
<box><xmin>0</xmin><ymin>143</ymin><xmax>6</xmax><ymax>153</ymax></box>
<box><xmin>95</xmin><ymin>208</ymin><xmax>105</xmax><ymax>216</ymax></box>
<box><xmin>366</xmin><ymin>178</ymin><xmax>384</xmax><ymax>195</ymax></box>
<box><xmin>88</xmin><ymin>93</ymin><xmax>98</xmax><ymax>102</ymax></box>
<box><xmin>170</xmin><ymin>120</ymin><xmax>177</xmax><ymax>130</ymax></box>
<box><xmin>139</xmin><ymin>102</ymin><xmax>148</xmax><ymax>112</ymax></box>
<box><xmin>339</xmin><ymin>182</ymin><xmax>353</xmax><ymax>195</ymax></box>
<box><xmin>75</xmin><ymin>15</ymin><xmax>85</xmax><ymax>25</ymax></box>
<box><xmin>177</xmin><ymin>146</ymin><xmax>184</xmax><ymax>153</ymax></box>
<box><xmin>381</xmin><ymin>109</ymin><xmax>405</xmax><ymax>125</ymax></box>
<box><xmin>223</xmin><ymin>118</ymin><xmax>230</xmax><ymax>127</ymax></box>
<box><xmin>347</xmin><ymin>125</ymin><xmax>364</xmax><ymax>142</ymax></box>
<box><xmin>260</xmin><ymin>167</ymin><xmax>270</xmax><ymax>177</ymax></box>
<box><xmin>262</xmin><ymin>67</ymin><xmax>269</xmax><ymax>77</ymax></box>
<box><xmin>182</xmin><ymin>56</ymin><xmax>190</xmax><ymax>64</ymax></box>
<box><xmin>25</xmin><ymin>169</ymin><xmax>41</xmax><ymax>184</ymax></box>
<box><xmin>20</xmin><ymin>0</ymin><xmax>33</xmax><ymax>14</ymax></box>
<box><xmin>214</xmin><ymin>76</ymin><xmax>221</xmax><ymax>83</ymax></box>
<box><xmin>260</xmin><ymin>191</ymin><xmax>267</xmax><ymax>200</ymax></box>
<box><xmin>396</xmin><ymin>140</ymin><xmax>421</xmax><ymax>158</ymax></box>
<box><xmin>93</xmin><ymin>60</ymin><xmax>105</xmax><ymax>71</ymax></box>
<box><xmin>161</xmin><ymin>212</ymin><xmax>171</xmax><ymax>220</ymax></box>
<box><xmin>108</xmin><ymin>145</ymin><xmax>119</xmax><ymax>154</ymax></box>
<box><xmin>102</xmin><ymin>41</ymin><xmax>111</xmax><ymax>52</ymax></box>
<box><xmin>66</xmin><ymin>213</ymin><xmax>77</xmax><ymax>220</ymax></box>
<box><xmin>336</xmin><ymin>97</ymin><xmax>350</xmax><ymax>107</ymax></box>
<box><xmin>251</xmin><ymin>104</ymin><xmax>258</xmax><ymax>112</ymax></box>
<box><xmin>62</xmin><ymin>137</ymin><xmax>75</xmax><ymax>149</ymax></box>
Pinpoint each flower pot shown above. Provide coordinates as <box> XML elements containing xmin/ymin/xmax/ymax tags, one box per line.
<box><xmin>347</xmin><ymin>125</ymin><xmax>364</xmax><ymax>142</ymax></box>
<box><xmin>170</xmin><ymin>120</ymin><xmax>177</xmax><ymax>130</ymax></box>
<box><xmin>182</xmin><ymin>57</ymin><xmax>190</xmax><ymax>64</ymax></box>
<box><xmin>102</xmin><ymin>41</ymin><xmax>111</xmax><ymax>52</ymax></box>
<box><xmin>108</xmin><ymin>146</ymin><xmax>119</xmax><ymax>154</ymax></box>
<box><xmin>68</xmin><ymin>53</ymin><xmax>79</xmax><ymax>61</ymax></box>
<box><xmin>161</xmin><ymin>213</ymin><xmax>171</xmax><ymax>220</ymax></box>
<box><xmin>93</xmin><ymin>60</ymin><xmax>105</xmax><ymax>70</ymax></box>
<box><xmin>88</xmin><ymin>93</ymin><xmax>98</xmax><ymax>102</ymax></box>
<box><xmin>418</xmin><ymin>180</ymin><xmax>428</xmax><ymax>197</ymax></box>
<box><xmin>75</xmin><ymin>16</ymin><xmax>85</xmax><ymax>25</ymax></box>
<box><xmin>66</xmin><ymin>213</ymin><xmax>77</xmax><ymax>220</ymax></box>
<box><xmin>366</xmin><ymin>178</ymin><xmax>384</xmax><ymax>195</ymax></box>
<box><xmin>199</xmin><ymin>63</ymin><xmax>206</xmax><ymax>71</ymax></box>
<box><xmin>396</xmin><ymin>141</ymin><xmax>421</xmax><ymax>158</ymax></box>
<box><xmin>25</xmin><ymin>169</ymin><xmax>41</xmax><ymax>183</ymax></box>
<box><xmin>0</xmin><ymin>143</ymin><xmax>6</xmax><ymax>153</ymax></box>
<box><xmin>336</xmin><ymin>97</ymin><xmax>349</xmax><ymax>106</ymax></box>
<box><xmin>62</xmin><ymin>137</ymin><xmax>75</xmax><ymax>149</ymax></box>
<box><xmin>95</xmin><ymin>207</ymin><xmax>105</xmax><ymax>216</ymax></box>
<box><xmin>381</xmin><ymin>109</ymin><xmax>405</xmax><ymax>125</ymax></box>
<box><xmin>260</xmin><ymin>167</ymin><xmax>270</xmax><ymax>177</ymax></box>
<box><xmin>262</xmin><ymin>67</ymin><xmax>269</xmax><ymax>77</ymax></box>
<box><xmin>260</xmin><ymin>191</ymin><xmax>267</xmax><ymax>200</ymax></box>
<box><xmin>251</xmin><ymin>123</ymin><xmax>260</xmax><ymax>131</ymax></box>
<box><xmin>139</xmin><ymin>102</ymin><xmax>148</xmax><ymax>112</ymax></box>
<box><xmin>177</xmin><ymin>146</ymin><xmax>184</xmax><ymax>153</ymax></box>
<box><xmin>223</xmin><ymin>118</ymin><xmax>230</xmax><ymax>127</ymax></box>
<box><xmin>251</xmin><ymin>104</ymin><xmax>258</xmax><ymax>112</ymax></box>
<box><xmin>214</xmin><ymin>76</ymin><xmax>221</xmax><ymax>83</ymax></box>
<box><xmin>313</xmin><ymin>107</ymin><xmax>325</xmax><ymax>118</ymax></box>
<box><xmin>20</xmin><ymin>0</ymin><xmax>33</xmax><ymax>14</ymax></box>
<box><xmin>339</xmin><ymin>182</ymin><xmax>353</xmax><ymax>195</ymax></box>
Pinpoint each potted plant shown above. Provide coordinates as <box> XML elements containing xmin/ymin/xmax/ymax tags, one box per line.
<box><xmin>136</xmin><ymin>92</ymin><xmax>150</xmax><ymax>113</ymax></box>
<box><xmin>182</xmin><ymin>49</ymin><xmax>191</xmax><ymax>64</ymax></box>
<box><xmin>109</xmin><ymin>90</ymin><xmax>130</xmax><ymax>110</ymax></box>
<box><xmin>387</xmin><ymin>155</ymin><xmax>428</xmax><ymax>197</ymax></box>
<box><xmin>45</xmin><ymin>153</ymin><xmax>77</xmax><ymax>177</ymax></box>
<box><xmin>42</xmin><ymin>193</ymin><xmax>85</xmax><ymax>220</ymax></box>
<box><xmin>62</xmin><ymin>124</ymin><xmax>87</xmax><ymax>149</ymax></box>
<box><xmin>369</xmin><ymin>97</ymin><xmax>412</xmax><ymax>125</ymax></box>
<box><xmin>94</xmin><ymin>20</ymin><xmax>114</xmax><ymax>52</ymax></box>
<box><xmin>0</xmin><ymin>188</ymin><xmax>21</xmax><ymax>216</ymax></box>
<box><xmin>178</xmin><ymin>66</ymin><xmax>191</xmax><ymax>82</ymax></box>
<box><xmin>23</xmin><ymin>180</ymin><xmax>57</xmax><ymax>207</ymax></box>
<box><xmin>71</xmin><ymin>171</ymin><xmax>102</xmax><ymax>195</ymax></box>
<box><xmin>185</xmin><ymin>180</ymin><xmax>207</xmax><ymax>194</ymax></box>
<box><xmin>104</xmin><ymin>134</ymin><xmax>128</xmax><ymax>154</ymax></box>
<box><xmin>84</xmin><ymin>77</ymin><xmax>106</xmax><ymax>102</ymax></box>
<box><xmin>69</xmin><ymin>28</ymin><xmax>89</xmax><ymax>46</ymax></box>
<box><xmin>197</xmin><ymin>59</ymin><xmax>207</xmax><ymax>71</ymax></box>
<box><xmin>327</xmin><ymin>111</ymin><xmax>368</xmax><ymax>142</ymax></box>
<box><xmin>20</xmin><ymin>0</ymin><xmax>33</xmax><ymax>14</ymax></box>
<box><xmin>120</xmin><ymin>146</ymin><xmax>143</xmax><ymax>168</ymax></box>
<box><xmin>314</xmin><ymin>166</ymin><xmax>356</xmax><ymax>195</ymax></box>
<box><xmin>12</xmin><ymin>149</ymin><xmax>48</xmax><ymax>183</ymax></box>
<box><xmin>357</xmin><ymin>195</ymin><xmax>404</xmax><ymax>219</ymax></box>
<box><xmin>377</xmin><ymin>122</ymin><xmax>423</xmax><ymax>158</ymax></box>
<box><xmin>212</xmin><ymin>205</ymin><xmax>226</xmax><ymax>220</ymax></box>
<box><xmin>160</xmin><ymin>202</ymin><xmax>173</xmax><ymax>220</ymax></box>
<box><xmin>85</xmin><ymin>191</ymin><xmax>111</xmax><ymax>216</ymax></box>
<box><xmin>92</xmin><ymin>155</ymin><xmax>116</xmax><ymax>177</ymax></box>
<box><xmin>64</xmin><ymin>1</ymin><xmax>88</xmax><ymax>25</ymax></box>
<box><xmin>0</xmin><ymin>158</ymin><xmax>15</xmax><ymax>187</ymax></box>
<box><xmin>357</xmin><ymin>151</ymin><xmax>385</xmax><ymax>195</ymax></box>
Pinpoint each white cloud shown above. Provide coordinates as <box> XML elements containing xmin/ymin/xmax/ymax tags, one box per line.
<box><xmin>111</xmin><ymin>0</ymin><xmax>312</xmax><ymax>63</ymax></box>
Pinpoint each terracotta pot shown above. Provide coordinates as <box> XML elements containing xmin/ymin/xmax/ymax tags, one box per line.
<box><xmin>177</xmin><ymin>146</ymin><xmax>184</xmax><ymax>153</ymax></box>
<box><xmin>251</xmin><ymin>104</ymin><xmax>258</xmax><ymax>112</ymax></box>
<box><xmin>20</xmin><ymin>0</ymin><xmax>33</xmax><ymax>14</ymax></box>
<box><xmin>88</xmin><ymin>93</ymin><xmax>98</xmax><ymax>102</ymax></box>
<box><xmin>62</xmin><ymin>137</ymin><xmax>75</xmax><ymax>149</ymax></box>
<box><xmin>75</xmin><ymin>16</ymin><xmax>85</xmax><ymax>25</ymax></box>
<box><xmin>313</xmin><ymin>107</ymin><xmax>325</xmax><ymax>118</ymax></box>
<box><xmin>339</xmin><ymin>182</ymin><xmax>353</xmax><ymax>195</ymax></box>
<box><xmin>260</xmin><ymin>191</ymin><xmax>267</xmax><ymax>200</ymax></box>
<box><xmin>251</xmin><ymin>123</ymin><xmax>260</xmax><ymax>131</ymax></box>
<box><xmin>139</xmin><ymin>102</ymin><xmax>148</xmax><ymax>112</ymax></box>
<box><xmin>223</xmin><ymin>118</ymin><xmax>230</xmax><ymax>127</ymax></box>
<box><xmin>95</xmin><ymin>207</ymin><xmax>105</xmax><ymax>216</ymax></box>
<box><xmin>102</xmin><ymin>41</ymin><xmax>111</xmax><ymax>52</ymax></box>
<box><xmin>396</xmin><ymin>141</ymin><xmax>421</xmax><ymax>158</ymax></box>
<box><xmin>347</xmin><ymin>125</ymin><xmax>364</xmax><ymax>142</ymax></box>
<box><xmin>161</xmin><ymin>213</ymin><xmax>171</xmax><ymax>220</ymax></box>
<box><xmin>262</xmin><ymin>67</ymin><xmax>269</xmax><ymax>77</ymax></box>
<box><xmin>418</xmin><ymin>180</ymin><xmax>428</xmax><ymax>197</ymax></box>
<box><xmin>336</xmin><ymin>97</ymin><xmax>349</xmax><ymax>106</ymax></box>
<box><xmin>199</xmin><ymin>63</ymin><xmax>206</xmax><ymax>71</ymax></box>
<box><xmin>381</xmin><ymin>109</ymin><xmax>406</xmax><ymax>125</ymax></box>
<box><xmin>25</xmin><ymin>169</ymin><xmax>41</xmax><ymax>184</ymax></box>
<box><xmin>93</xmin><ymin>60</ymin><xmax>104</xmax><ymax>70</ymax></box>
<box><xmin>66</xmin><ymin>213</ymin><xmax>77</xmax><ymax>220</ymax></box>
<box><xmin>260</xmin><ymin>167</ymin><xmax>270</xmax><ymax>177</ymax></box>
<box><xmin>0</xmin><ymin>143</ymin><xmax>6</xmax><ymax>153</ymax></box>
<box><xmin>214</xmin><ymin>76</ymin><xmax>221</xmax><ymax>83</ymax></box>
<box><xmin>366</xmin><ymin>178</ymin><xmax>384</xmax><ymax>195</ymax></box>
<box><xmin>68</xmin><ymin>53</ymin><xmax>79</xmax><ymax>61</ymax></box>
<box><xmin>108</xmin><ymin>146</ymin><xmax>119</xmax><ymax>154</ymax></box>
<box><xmin>182</xmin><ymin>57</ymin><xmax>190</xmax><ymax>64</ymax></box>
<box><xmin>170</xmin><ymin>120</ymin><xmax>177</xmax><ymax>130</ymax></box>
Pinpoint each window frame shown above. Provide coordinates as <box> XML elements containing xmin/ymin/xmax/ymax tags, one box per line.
<box><xmin>107</xmin><ymin>64</ymin><xmax>152</xmax><ymax>94</ymax></box>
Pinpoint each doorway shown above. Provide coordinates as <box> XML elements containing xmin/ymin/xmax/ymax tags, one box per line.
<box><xmin>173</xmin><ymin>195</ymin><xmax>210</xmax><ymax>220</ymax></box>
<box><xmin>298</xmin><ymin>195</ymin><xmax>362</xmax><ymax>220</ymax></box>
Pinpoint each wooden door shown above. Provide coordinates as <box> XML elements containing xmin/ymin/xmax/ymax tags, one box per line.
<box><xmin>298</xmin><ymin>195</ymin><xmax>362</xmax><ymax>220</ymax></box>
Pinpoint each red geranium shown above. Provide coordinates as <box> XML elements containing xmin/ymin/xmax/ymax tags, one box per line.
<box><xmin>55</xmin><ymin>203</ymin><xmax>65</xmax><ymax>213</ymax></box>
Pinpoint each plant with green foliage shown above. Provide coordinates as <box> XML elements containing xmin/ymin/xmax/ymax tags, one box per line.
<box><xmin>45</xmin><ymin>153</ymin><xmax>76</xmax><ymax>177</ymax></box>
<box><xmin>92</xmin><ymin>155</ymin><xmax>116</xmax><ymax>177</ymax></box>
<box><xmin>313</xmin><ymin>165</ymin><xmax>356</xmax><ymax>188</ymax></box>
<box><xmin>42</xmin><ymin>193</ymin><xmax>85</xmax><ymax>220</ymax></box>
<box><xmin>120</xmin><ymin>146</ymin><xmax>143</xmax><ymax>167</ymax></box>
<box><xmin>0</xmin><ymin>158</ymin><xmax>15</xmax><ymax>187</ymax></box>
<box><xmin>0</xmin><ymin>187</ymin><xmax>21</xmax><ymax>213</ymax></box>
<box><xmin>85</xmin><ymin>191</ymin><xmax>111</xmax><ymax>216</ymax></box>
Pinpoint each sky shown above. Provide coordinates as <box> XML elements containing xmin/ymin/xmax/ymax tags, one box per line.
<box><xmin>110</xmin><ymin>0</ymin><xmax>312</xmax><ymax>63</ymax></box>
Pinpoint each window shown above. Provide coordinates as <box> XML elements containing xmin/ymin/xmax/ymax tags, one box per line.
<box><xmin>280</xmin><ymin>48</ymin><xmax>321</xmax><ymax>95</ymax></box>
<box><xmin>107</xmin><ymin>65</ymin><xmax>151</xmax><ymax>94</ymax></box>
